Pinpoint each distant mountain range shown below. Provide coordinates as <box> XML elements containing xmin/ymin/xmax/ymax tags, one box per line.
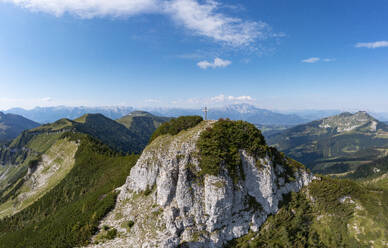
<box><xmin>5</xmin><ymin>106</ymin><xmax>134</xmax><ymax>124</ymax></box>
<box><xmin>279</xmin><ymin>109</ymin><xmax>342</xmax><ymax>121</ymax></box>
<box><xmin>267</xmin><ymin>111</ymin><xmax>388</xmax><ymax>174</ymax></box>
<box><xmin>4</xmin><ymin>105</ymin><xmax>388</xmax><ymax>125</ymax></box>
<box><xmin>0</xmin><ymin>112</ymin><xmax>39</xmax><ymax>144</ymax></box>
<box><xmin>148</xmin><ymin>104</ymin><xmax>309</xmax><ymax>125</ymax></box>
<box><xmin>4</xmin><ymin>104</ymin><xmax>308</xmax><ymax>125</ymax></box>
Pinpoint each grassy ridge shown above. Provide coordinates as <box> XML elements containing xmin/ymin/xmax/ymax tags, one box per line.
<box><xmin>0</xmin><ymin>133</ymin><xmax>138</xmax><ymax>248</ymax></box>
<box><xmin>149</xmin><ymin>115</ymin><xmax>203</xmax><ymax>143</ymax></box>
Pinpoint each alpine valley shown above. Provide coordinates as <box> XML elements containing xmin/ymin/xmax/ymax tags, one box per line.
<box><xmin>0</xmin><ymin>111</ymin><xmax>387</xmax><ymax>248</ymax></box>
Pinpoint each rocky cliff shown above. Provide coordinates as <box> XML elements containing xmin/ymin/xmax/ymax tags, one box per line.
<box><xmin>87</xmin><ymin>120</ymin><xmax>314</xmax><ymax>248</ymax></box>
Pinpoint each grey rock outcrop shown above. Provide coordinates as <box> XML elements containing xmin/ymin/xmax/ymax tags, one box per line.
<box><xmin>87</xmin><ymin>121</ymin><xmax>314</xmax><ymax>248</ymax></box>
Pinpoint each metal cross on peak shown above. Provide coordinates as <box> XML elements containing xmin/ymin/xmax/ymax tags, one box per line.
<box><xmin>202</xmin><ymin>107</ymin><xmax>208</xmax><ymax>120</ymax></box>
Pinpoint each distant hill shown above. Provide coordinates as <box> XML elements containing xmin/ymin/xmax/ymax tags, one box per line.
<box><xmin>116</xmin><ymin>111</ymin><xmax>171</xmax><ymax>145</ymax></box>
<box><xmin>267</xmin><ymin>111</ymin><xmax>388</xmax><ymax>174</ymax></box>
<box><xmin>5</xmin><ymin>106</ymin><xmax>134</xmax><ymax>123</ymax></box>
<box><xmin>0</xmin><ymin>112</ymin><xmax>39</xmax><ymax>144</ymax></box>
<box><xmin>1</xmin><ymin>113</ymin><xmax>142</xmax><ymax>165</ymax></box>
<box><xmin>116</xmin><ymin>111</ymin><xmax>171</xmax><ymax>135</ymax></box>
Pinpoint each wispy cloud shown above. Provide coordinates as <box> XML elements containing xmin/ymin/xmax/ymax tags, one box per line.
<box><xmin>40</xmin><ymin>97</ymin><xmax>52</xmax><ymax>102</ymax></box>
<box><xmin>355</xmin><ymin>41</ymin><xmax>388</xmax><ymax>49</ymax></box>
<box><xmin>210</xmin><ymin>94</ymin><xmax>254</xmax><ymax>103</ymax></box>
<box><xmin>0</xmin><ymin>97</ymin><xmax>55</xmax><ymax>110</ymax></box>
<box><xmin>302</xmin><ymin>57</ymin><xmax>320</xmax><ymax>63</ymax></box>
<box><xmin>1</xmin><ymin>0</ymin><xmax>160</xmax><ymax>17</ymax></box>
<box><xmin>197</xmin><ymin>57</ymin><xmax>231</xmax><ymax>69</ymax></box>
<box><xmin>302</xmin><ymin>57</ymin><xmax>335</xmax><ymax>63</ymax></box>
<box><xmin>2</xmin><ymin>0</ymin><xmax>270</xmax><ymax>48</ymax></box>
<box><xmin>166</xmin><ymin>0</ymin><xmax>269</xmax><ymax>47</ymax></box>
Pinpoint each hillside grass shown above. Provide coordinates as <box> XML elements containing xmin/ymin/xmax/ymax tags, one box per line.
<box><xmin>197</xmin><ymin>119</ymin><xmax>266</xmax><ymax>183</ymax></box>
<box><xmin>227</xmin><ymin>176</ymin><xmax>388</xmax><ymax>248</ymax></box>
<box><xmin>0</xmin><ymin>132</ymin><xmax>139</xmax><ymax>248</ymax></box>
<box><xmin>197</xmin><ymin>119</ymin><xmax>304</xmax><ymax>184</ymax></box>
<box><xmin>149</xmin><ymin>115</ymin><xmax>203</xmax><ymax>143</ymax></box>
<box><xmin>0</xmin><ymin>138</ymin><xmax>79</xmax><ymax>218</ymax></box>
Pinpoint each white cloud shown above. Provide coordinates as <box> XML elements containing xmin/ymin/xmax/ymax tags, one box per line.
<box><xmin>210</xmin><ymin>94</ymin><xmax>226</xmax><ymax>102</ymax></box>
<box><xmin>2</xmin><ymin>0</ymin><xmax>269</xmax><ymax>47</ymax></box>
<box><xmin>166</xmin><ymin>0</ymin><xmax>268</xmax><ymax>47</ymax></box>
<box><xmin>355</xmin><ymin>41</ymin><xmax>388</xmax><ymax>49</ymax></box>
<box><xmin>0</xmin><ymin>97</ymin><xmax>56</xmax><ymax>110</ymax></box>
<box><xmin>197</xmin><ymin>57</ymin><xmax>231</xmax><ymax>69</ymax></box>
<box><xmin>302</xmin><ymin>57</ymin><xmax>335</xmax><ymax>63</ymax></box>
<box><xmin>41</xmin><ymin>97</ymin><xmax>52</xmax><ymax>102</ymax></box>
<box><xmin>228</xmin><ymin>95</ymin><xmax>253</xmax><ymax>101</ymax></box>
<box><xmin>302</xmin><ymin>57</ymin><xmax>320</xmax><ymax>63</ymax></box>
<box><xmin>210</xmin><ymin>94</ymin><xmax>254</xmax><ymax>103</ymax></box>
<box><xmin>2</xmin><ymin>0</ymin><xmax>159</xmax><ymax>18</ymax></box>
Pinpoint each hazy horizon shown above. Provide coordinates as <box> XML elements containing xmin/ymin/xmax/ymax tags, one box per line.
<box><xmin>1</xmin><ymin>103</ymin><xmax>387</xmax><ymax>116</ymax></box>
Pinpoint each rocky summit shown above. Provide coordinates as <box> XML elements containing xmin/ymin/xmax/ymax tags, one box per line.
<box><xmin>87</xmin><ymin>120</ymin><xmax>314</xmax><ymax>248</ymax></box>
<box><xmin>318</xmin><ymin>111</ymin><xmax>379</xmax><ymax>133</ymax></box>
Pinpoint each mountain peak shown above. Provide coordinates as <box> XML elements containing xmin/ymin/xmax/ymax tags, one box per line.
<box><xmin>319</xmin><ymin>111</ymin><xmax>377</xmax><ymax>133</ymax></box>
<box><xmin>224</xmin><ymin>103</ymin><xmax>258</xmax><ymax>113</ymax></box>
<box><xmin>353</xmin><ymin>110</ymin><xmax>375</xmax><ymax>119</ymax></box>
<box><xmin>88</xmin><ymin>119</ymin><xmax>313</xmax><ymax>247</ymax></box>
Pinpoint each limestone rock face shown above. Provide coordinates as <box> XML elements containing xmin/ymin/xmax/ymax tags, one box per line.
<box><xmin>87</xmin><ymin>121</ymin><xmax>315</xmax><ymax>248</ymax></box>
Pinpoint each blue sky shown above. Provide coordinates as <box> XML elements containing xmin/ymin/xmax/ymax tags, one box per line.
<box><xmin>0</xmin><ymin>0</ymin><xmax>387</xmax><ymax>111</ymax></box>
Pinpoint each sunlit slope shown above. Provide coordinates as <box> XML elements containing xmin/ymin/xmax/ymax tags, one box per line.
<box><xmin>0</xmin><ymin>133</ymin><xmax>139</xmax><ymax>248</ymax></box>
<box><xmin>0</xmin><ymin>138</ymin><xmax>78</xmax><ymax>218</ymax></box>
